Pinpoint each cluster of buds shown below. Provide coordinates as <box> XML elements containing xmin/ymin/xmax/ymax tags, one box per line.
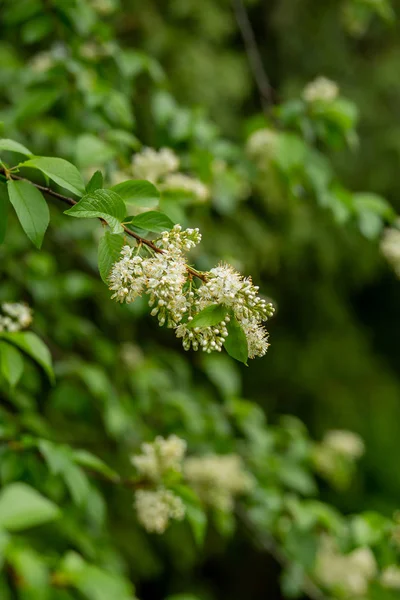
<box><xmin>302</xmin><ymin>76</ymin><xmax>339</xmax><ymax>103</ymax></box>
<box><xmin>109</xmin><ymin>225</ymin><xmax>275</xmax><ymax>360</ymax></box>
<box><xmin>0</xmin><ymin>302</ymin><xmax>33</xmax><ymax>333</ymax></box>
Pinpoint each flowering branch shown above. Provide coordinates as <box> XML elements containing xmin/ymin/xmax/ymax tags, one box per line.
<box><xmin>0</xmin><ymin>168</ymin><xmax>206</xmax><ymax>282</ymax></box>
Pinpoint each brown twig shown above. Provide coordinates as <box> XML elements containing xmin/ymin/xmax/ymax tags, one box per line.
<box><xmin>231</xmin><ymin>0</ymin><xmax>275</xmax><ymax>114</ymax></box>
<box><xmin>1</xmin><ymin>169</ymin><xmax>206</xmax><ymax>281</ymax></box>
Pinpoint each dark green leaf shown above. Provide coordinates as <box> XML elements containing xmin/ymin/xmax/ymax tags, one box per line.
<box><xmin>187</xmin><ymin>304</ymin><xmax>227</xmax><ymax>329</ymax></box>
<box><xmin>7</xmin><ymin>179</ymin><xmax>49</xmax><ymax>248</ymax></box>
<box><xmin>98</xmin><ymin>232</ymin><xmax>124</xmax><ymax>283</ymax></box>
<box><xmin>128</xmin><ymin>210</ymin><xmax>174</xmax><ymax>233</ymax></box>
<box><xmin>0</xmin><ymin>341</ymin><xmax>24</xmax><ymax>387</ymax></box>
<box><xmin>111</xmin><ymin>179</ymin><xmax>160</xmax><ymax>208</ymax></box>
<box><xmin>72</xmin><ymin>449</ymin><xmax>121</xmax><ymax>482</ymax></box>
<box><xmin>0</xmin><ymin>183</ymin><xmax>8</xmax><ymax>244</ymax></box>
<box><xmin>224</xmin><ymin>316</ymin><xmax>248</xmax><ymax>365</ymax></box>
<box><xmin>86</xmin><ymin>170</ymin><xmax>103</xmax><ymax>194</ymax></box>
<box><xmin>65</xmin><ymin>189</ymin><xmax>126</xmax><ymax>233</ymax></box>
<box><xmin>0</xmin><ymin>483</ymin><xmax>60</xmax><ymax>531</ymax></box>
<box><xmin>0</xmin><ymin>138</ymin><xmax>32</xmax><ymax>157</ymax></box>
<box><xmin>0</xmin><ymin>331</ymin><xmax>54</xmax><ymax>383</ymax></box>
<box><xmin>21</xmin><ymin>156</ymin><xmax>85</xmax><ymax>196</ymax></box>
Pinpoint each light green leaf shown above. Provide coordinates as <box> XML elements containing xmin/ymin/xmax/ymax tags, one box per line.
<box><xmin>224</xmin><ymin>317</ymin><xmax>248</xmax><ymax>365</ymax></box>
<box><xmin>0</xmin><ymin>483</ymin><xmax>60</xmax><ymax>531</ymax></box>
<box><xmin>21</xmin><ymin>156</ymin><xmax>85</xmax><ymax>196</ymax></box>
<box><xmin>0</xmin><ymin>183</ymin><xmax>8</xmax><ymax>244</ymax></box>
<box><xmin>98</xmin><ymin>232</ymin><xmax>124</xmax><ymax>284</ymax></box>
<box><xmin>75</xmin><ymin>134</ymin><xmax>116</xmax><ymax>169</ymax></box>
<box><xmin>187</xmin><ymin>304</ymin><xmax>227</xmax><ymax>329</ymax></box>
<box><xmin>65</xmin><ymin>189</ymin><xmax>126</xmax><ymax>233</ymax></box>
<box><xmin>111</xmin><ymin>180</ymin><xmax>160</xmax><ymax>208</ymax></box>
<box><xmin>127</xmin><ymin>210</ymin><xmax>174</xmax><ymax>233</ymax></box>
<box><xmin>15</xmin><ymin>88</ymin><xmax>59</xmax><ymax>122</ymax></box>
<box><xmin>72</xmin><ymin>449</ymin><xmax>121</xmax><ymax>482</ymax></box>
<box><xmin>7</xmin><ymin>179</ymin><xmax>49</xmax><ymax>248</ymax></box>
<box><xmin>86</xmin><ymin>170</ymin><xmax>103</xmax><ymax>194</ymax></box>
<box><xmin>0</xmin><ymin>138</ymin><xmax>32</xmax><ymax>156</ymax></box>
<box><xmin>0</xmin><ymin>341</ymin><xmax>24</xmax><ymax>387</ymax></box>
<box><xmin>0</xmin><ymin>331</ymin><xmax>54</xmax><ymax>383</ymax></box>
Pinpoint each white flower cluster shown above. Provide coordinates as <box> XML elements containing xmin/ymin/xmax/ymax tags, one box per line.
<box><xmin>246</xmin><ymin>128</ymin><xmax>279</xmax><ymax>162</ymax></box>
<box><xmin>132</xmin><ymin>435</ymin><xmax>187</xmax><ymax>534</ymax></box>
<box><xmin>323</xmin><ymin>429</ymin><xmax>365</xmax><ymax>460</ymax></box>
<box><xmin>0</xmin><ymin>302</ymin><xmax>33</xmax><ymax>332</ymax></box>
<box><xmin>381</xmin><ymin>225</ymin><xmax>400</xmax><ymax>278</ymax></box>
<box><xmin>315</xmin><ymin>535</ymin><xmax>377</xmax><ymax>597</ymax></box>
<box><xmin>134</xmin><ymin>489</ymin><xmax>185</xmax><ymax>534</ymax></box>
<box><xmin>302</xmin><ymin>76</ymin><xmax>339</xmax><ymax>103</ymax></box>
<box><xmin>381</xmin><ymin>565</ymin><xmax>400</xmax><ymax>589</ymax></box>
<box><xmin>184</xmin><ymin>453</ymin><xmax>253</xmax><ymax>512</ymax></box>
<box><xmin>110</xmin><ymin>230</ymin><xmax>275</xmax><ymax>359</ymax></box>
<box><xmin>130</xmin><ymin>147</ymin><xmax>209</xmax><ymax>202</ymax></box>
<box><xmin>161</xmin><ymin>173</ymin><xmax>209</xmax><ymax>202</ymax></box>
<box><xmin>131</xmin><ymin>435</ymin><xmax>187</xmax><ymax>482</ymax></box>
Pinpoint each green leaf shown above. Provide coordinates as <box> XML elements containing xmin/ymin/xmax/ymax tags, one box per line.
<box><xmin>0</xmin><ymin>331</ymin><xmax>54</xmax><ymax>383</ymax></box>
<box><xmin>7</xmin><ymin>179</ymin><xmax>49</xmax><ymax>248</ymax></box>
<box><xmin>128</xmin><ymin>210</ymin><xmax>174</xmax><ymax>233</ymax></box>
<box><xmin>21</xmin><ymin>156</ymin><xmax>85</xmax><ymax>196</ymax></box>
<box><xmin>65</xmin><ymin>189</ymin><xmax>126</xmax><ymax>233</ymax></box>
<box><xmin>0</xmin><ymin>483</ymin><xmax>60</xmax><ymax>531</ymax></box>
<box><xmin>187</xmin><ymin>304</ymin><xmax>227</xmax><ymax>329</ymax></box>
<box><xmin>86</xmin><ymin>170</ymin><xmax>103</xmax><ymax>194</ymax></box>
<box><xmin>111</xmin><ymin>180</ymin><xmax>160</xmax><ymax>208</ymax></box>
<box><xmin>75</xmin><ymin>134</ymin><xmax>116</xmax><ymax>169</ymax></box>
<box><xmin>224</xmin><ymin>317</ymin><xmax>248</xmax><ymax>365</ymax></box>
<box><xmin>72</xmin><ymin>449</ymin><xmax>121</xmax><ymax>482</ymax></box>
<box><xmin>98</xmin><ymin>231</ymin><xmax>124</xmax><ymax>283</ymax></box>
<box><xmin>173</xmin><ymin>485</ymin><xmax>207</xmax><ymax>546</ymax></box>
<box><xmin>0</xmin><ymin>138</ymin><xmax>32</xmax><ymax>157</ymax></box>
<box><xmin>0</xmin><ymin>183</ymin><xmax>8</xmax><ymax>244</ymax></box>
<box><xmin>15</xmin><ymin>88</ymin><xmax>59</xmax><ymax>122</ymax></box>
<box><xmin>0</xmin><ymin>341</ymin><xmax>24</xmax><ymax>388</ymax></box>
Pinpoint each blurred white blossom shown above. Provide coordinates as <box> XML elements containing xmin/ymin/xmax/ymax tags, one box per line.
<box><xmin>134</xmin><ymin>488</ymin><xmax>185</xmax><ymax>533</ymax></box>
<box><xmin>184</xmin><ymin>454</ymin><xmax>253</xmax><ymax>511</ymax></box>
<box><xmin>381</xmin><ymin>225</ymin><xmax>400</xmax><ymax>277</ymax></box>
<box><xmin>246</xmin><ymin>128</ymin><xmax>279</xmax><ymax>161</ymax></box>
<box><xmin>323</xmin><ymin>429</ymin><xmax>365</xmax><ymax>459</ymax></box>
<box><xmin>132</xmin><ymin>147</ymin><xmax>179</xmax><ymax>183</ymax></box>
<box><xmin>161</xmin><ymin>173</ymin><xmax>209</xmax><ymax>202</ymax></box>
<box><xmin>132</xmin><ymin>435</ymin><xmax>187</xmax><ymax>481</ymax></box>
<box><xmin>303</xmin><ymin>76</ymin><xmax>339</xmax><ymax>103</ymax></box>
<box><xmin>0</xmin><ymin>303</ymin><xmax>33</xmax><ymax>332</ymax></box>
<box><xmin>315</xmin><ymin>535</ymin><xmax>377</xmax><ymax>597</ymax></box>
<box><xmin>381</xmin><ymin>565</ymin><xmax>400</xmax><ymax>589</ymax></box>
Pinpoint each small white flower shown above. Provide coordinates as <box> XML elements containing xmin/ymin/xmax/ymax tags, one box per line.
<box><xmin>0</xmin><ymin>303</ymin><xmax>33</xmax><ymax>332</ymax></box>
<box><xmin>161</xmin><ymin>173</ymin><xmax>209</xmax><ymax>202</ymax></box>
<box><xmin>303</xmin><ymin>76</ymin><xmax>339</xmax><ymax>103</ymax></box>
<box><xmin>184</xmin><ymin>454</ymin><xmax>253</xmax><ymax>512</ymax></box>
<box><xmin>134</xmin><ymin>488</ymin><xmax>185</xmax><ymax>534</ymax></box>
<box><xmin>108</xmin><ymin>246</ymin><xmax>146</xmax><ymax>304</ymax></box>
<box><xmin>323</xmin><ymin>430</ymin><xmax>365</xmax><ymax>460</ymax></box>
<box><xmin>132</xmin><ymin>147</ymin><xmax>179</xmax><ymax>183</ymax></box>
<box><xmin>132</xmin><ymin>435</ymin><xmax>187</xmax><ymax>481</ymax></box>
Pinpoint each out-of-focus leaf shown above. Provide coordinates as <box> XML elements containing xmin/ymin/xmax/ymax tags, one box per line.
<box><xmin>0</xmin><ymin>331</ymin><xmax>54</xmax><ymax>383</ymax></box>
<box><xmin>0</xmin><ymin>341</ymin><xmax>24</xmax><ymax>387</ymax></box>
<box><xmin>0</xmin><ymin>483</ymin><xmax>60</xmax><ymax>531</ymax></box>
<box><xmin>111</xmin><ymin>180</ymin><xmax>160</xmax><ymax>208</ymax></box>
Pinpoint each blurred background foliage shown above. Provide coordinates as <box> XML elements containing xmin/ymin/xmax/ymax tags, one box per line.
<box><xmin>1</xmin><ymin>0</ymin><xmax>400</xmax><ymax>598</ymax></box>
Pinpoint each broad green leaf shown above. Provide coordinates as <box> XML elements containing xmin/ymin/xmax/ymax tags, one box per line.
<box><xmin>65</xmin><ymin>189</ymin><xmax>126</xmax><ymax>233</ymax></box>
<box><xmin>0</xmin><ymin>483</ymin><xmax>60</xmax><ymax>531</ymax></box>
<box><xmin>21</xmin><ymin>156</ymin><xmax>85</xmax><ymax>196</ymax></box>
<box><xmin>0</xmin><ymin>331</ymin><xmax>54</xmax><ymax>383</ymax></box>
<box><xmin>0</xmin><ymin>341</ymin><xmax>24</xmax><ymax>387</ymax></box>
<box><xmin>98</xmin><ymin>232</ymin><xmax>124</xmax><ymax>283</ymax></box>
<box><xmin>0</xmin><ymin>138</ymin><xmax>32</xmax><ymax>156</ymax></box>
<box><xmin>127</xmin><ymin>210</ymin><xmax>174</xmax><ymax>233</ymax></box>
<box><xmin>60</xmin><ymin>552</ymin><xmax>135</xmax><ymax>600</ymax></box>
<box><xmin>111</xmin><ymin>179</ymin><xmax>160</xmax><ymax>208</ymax></box>
<box><xmin>7</xmin><ymin>179</ymin><xmax>49</xmax><ymax>248</ymax></box>
<box><xmin>224</xmin><ymin>316</ymin><xmax>248</xmax><ymax>365</ymax></box>
<box><xmin>187</xmin><ymin>304</ymin><xmax>227</xmax><ymax>329</ymax></box>
<box><xmin>0</xmin><ymin>183</ymin><xmax>8</xmax><ymax>244</ymax></box>
<box><xmin>75</xmin><ymin>134</ymin><xmax>116</xmax><ymax>169</ymax></box>
<box><xmin>86</xmin><ymin>170</ymin><xmax>103</xmax><ymax>194</ymax></box>
<box><xmin>72</xmin><ymin>449</ymin><xmax>121</xmax><ymax>482</ymax></box>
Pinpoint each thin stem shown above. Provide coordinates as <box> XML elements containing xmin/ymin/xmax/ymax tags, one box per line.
<box><xmin>231</xmin><ymin>0</ymin><xmax>275</xmax><ymax>113</ymax></box>
<box><xmin>1</xmin><ymin>169</ymin><xmax>207</xmax><ymax>282</ymax></box>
